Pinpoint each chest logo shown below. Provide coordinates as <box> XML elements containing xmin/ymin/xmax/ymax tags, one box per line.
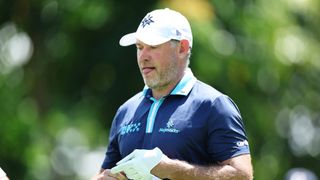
<box><xmin>167</xmin><ymin>120</ymin><xmax>174</xmax><ymax>128</ymax></box>
<box><xmin>120</xmin><ymin>123</ymin><xmax>141</xmax><ymax>135</ymax></box>
<box><xmin>159</xmin><ymin>120</ymin><xmax>180</xmax><ymax>134</ymax></box>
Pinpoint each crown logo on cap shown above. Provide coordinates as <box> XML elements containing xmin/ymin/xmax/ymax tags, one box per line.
<box><xmin>140</xmin><ymin>14</ymin><xmax>154</xmax><ymax>28</ymax></box>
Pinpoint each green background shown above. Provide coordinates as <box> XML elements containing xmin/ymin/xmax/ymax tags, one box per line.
<box><xmin>1</xmin><ymin>0</ymin><xmax>319</xmax><ymax>179</ymax></box>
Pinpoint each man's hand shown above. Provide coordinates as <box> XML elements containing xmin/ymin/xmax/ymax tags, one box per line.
<box><xmin>111</xmin><ymin>147</ymin><xmax>164</xmax><ymax>180</ymax></box>
<box><xmin>91</xmin><ymin>169</ymin><xmax>127</xmax><ymax>180</ymax></box>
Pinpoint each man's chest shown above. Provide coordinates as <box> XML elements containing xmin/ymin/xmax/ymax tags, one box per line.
<box><xmin>117</xmin><ymin>104</ymin><xmax>209</xmax><ymax>158</ymax></box>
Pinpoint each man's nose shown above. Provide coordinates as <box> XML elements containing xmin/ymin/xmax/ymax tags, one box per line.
<box><xmin>137</xmin><ymin>48</ymin><xmax>150</xmax><ymax>61</ymax></box>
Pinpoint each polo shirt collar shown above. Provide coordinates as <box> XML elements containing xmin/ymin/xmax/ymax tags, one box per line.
<box><xmin>142</xmin><ymin>68</ymin><xmax>197</xmax><ymax>97</ymax></box>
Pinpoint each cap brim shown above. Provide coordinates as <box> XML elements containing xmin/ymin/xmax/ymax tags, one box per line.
<box><xmin>119</xmin><ymin>32</ymin><xmax>171</xmax><ymax>47</ymax></box>
<box><xmin>137</xmin><ymin>32</ymin><xmax>170</xmax><ymax>46</ymax></box>
<box><xmin>119</xmin><ymin>33</ymin><xmax>136</xmax><ymax>46</ymax></box>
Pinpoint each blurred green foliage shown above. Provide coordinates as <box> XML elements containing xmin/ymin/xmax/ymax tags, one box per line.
<box><xmin>0</xmin><ymin>0</ymin><xmax>319</xmax><ymax>179</ymax></box>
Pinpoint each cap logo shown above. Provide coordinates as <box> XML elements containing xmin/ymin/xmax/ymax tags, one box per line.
<box><xmin>176</xmin><ymin>30</ymin><xmax>181</xmax><ymax>37</ymax></box>
<box><xmin>140</xmin><ymin>14</ymin><xmax>154</xmax><ymax>28</ymax></box>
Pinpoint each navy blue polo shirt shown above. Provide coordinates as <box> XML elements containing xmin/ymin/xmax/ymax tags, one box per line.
<box><xmin>102</xmin><ymin>69</ymin><xmax>250</xmax><ymax>169</ymax></box>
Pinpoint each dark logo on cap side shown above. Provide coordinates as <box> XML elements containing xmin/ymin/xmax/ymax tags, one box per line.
<box><xmin>176</xmin><ymin>30</ymin><xmax>181</xmax><ymax>37</ymax></box>
<box><xmin>140</xmin><ymin>14</ymin><xmax>154</xmax><ymax>28</ymax></box>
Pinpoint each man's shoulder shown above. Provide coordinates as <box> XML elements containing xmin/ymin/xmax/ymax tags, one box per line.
<box><xmin>192</xmin><ymin>81</ymin><xmax>239</xmax><ymax>109</ymax></box>
<box><xmin>191</xmin><ymin>80</ymin><xmax>225</xmax><ymax>100</ymax></box>
<box><xmin>118</xmin><ymin>91</ymin><xmax>145</xmax><ymax>109</ymax></box>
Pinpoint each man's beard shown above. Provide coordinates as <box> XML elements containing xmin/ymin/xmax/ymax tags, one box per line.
<box><xmin>143</xmin><ymin>61</ymin><xmax>179</xmax><ymax>90</ymax></box>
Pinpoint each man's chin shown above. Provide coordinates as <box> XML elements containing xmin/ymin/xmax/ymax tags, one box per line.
<box><xmin>144</xmin><ymin>80</ymin><xmax>159</xmax><ymax>89</ymax></box>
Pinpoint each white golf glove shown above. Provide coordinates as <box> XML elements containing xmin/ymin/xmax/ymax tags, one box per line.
<box><xmin>0</xmin><ymin>167</ymin><xmax>7</xmax><ymax>178</ymax></box>
<box><xmin>111</xmin><ymin>147</ymin><xmax>164</xmax><ymax>180</ymax></box>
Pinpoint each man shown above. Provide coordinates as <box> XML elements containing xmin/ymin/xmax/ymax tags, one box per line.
<box><xmin>93</xmin><ymin>8</ymin><xmax>253</xmax><ymax>180</ymax></box>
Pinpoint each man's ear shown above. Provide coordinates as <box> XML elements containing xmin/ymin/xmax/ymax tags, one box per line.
<box><xmin>179</xmin><ymin>39</ymin><xmax>190</xmax><ymax>54</ymax></box>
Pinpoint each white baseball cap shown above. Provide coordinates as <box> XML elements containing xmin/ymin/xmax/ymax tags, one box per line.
<box><xmin>119</xmin><ymin>8</ymin><xmax>193</xmax><ymax>47</ymax></box>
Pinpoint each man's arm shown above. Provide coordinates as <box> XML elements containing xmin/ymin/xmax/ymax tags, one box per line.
<box><xmin>152</xmin><ymin>154</ymin><xmax>253</xmax><ymax>180</ymax></box>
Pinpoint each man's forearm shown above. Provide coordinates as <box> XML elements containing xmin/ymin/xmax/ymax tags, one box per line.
<box><xmin>151</xmin><ymin>155</ymin><xmax>253</xmax><ymax>180</ymax></box>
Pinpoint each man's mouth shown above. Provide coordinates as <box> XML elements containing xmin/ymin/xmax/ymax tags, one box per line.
<box><xmin>142</xmin><ymin>67</ymin><xmax>155</xmax><ymax>75</ymax></box>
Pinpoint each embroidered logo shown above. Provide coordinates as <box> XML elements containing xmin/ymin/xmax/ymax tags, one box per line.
<box><xmin>120</xmin><ymin>123</ymin><xmax>141</xmax><ymax>135</ymax></box>
<box><xmin>167</xmin><ymin>120</ymin><xmax>174</xmax><ymax>128</ymax></box>
<box><xmin>176</xmin><ymin>30</ymin><xmax>181</xmax><ymax>37</ymax></box>
<box><xmin>159</xmin><ymin>120</ymin><xmax>180</xmax><ymax>134</ymax></box>
<box><xmin>236</xmin><ymin>140</ymin><xmax>249</xmax><ymax>147</ymax></box>
<box><xmin>140</xmin><ymin>14</ymin><xmax>154</xmax><ymax>28</ymax></box>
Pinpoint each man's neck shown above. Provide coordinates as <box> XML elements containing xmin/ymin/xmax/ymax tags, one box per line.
<box><xmin>151</xmin><ymin>76</ymin><xmax>182</xmax><ymax>100</ymax></box>
<box><xmin>151</xmin><ymin>86</ymin><xmax>174</xmax><ymax>100</ymax></box>
<box><xmin>150</xmin><ymin>68</ymin><xmax>188</xmax><ymax>100</ymax></box>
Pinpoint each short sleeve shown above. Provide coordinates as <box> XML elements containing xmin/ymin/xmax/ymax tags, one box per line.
<box><xmin>101</xmin><ymin>110</ymin><xmax>122</xmax><ymax>169</ymax></box>
<box><xmin>207</xmin><ymin>95</ymin><xmax>250</xmax><ymax>162</ymax></box>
